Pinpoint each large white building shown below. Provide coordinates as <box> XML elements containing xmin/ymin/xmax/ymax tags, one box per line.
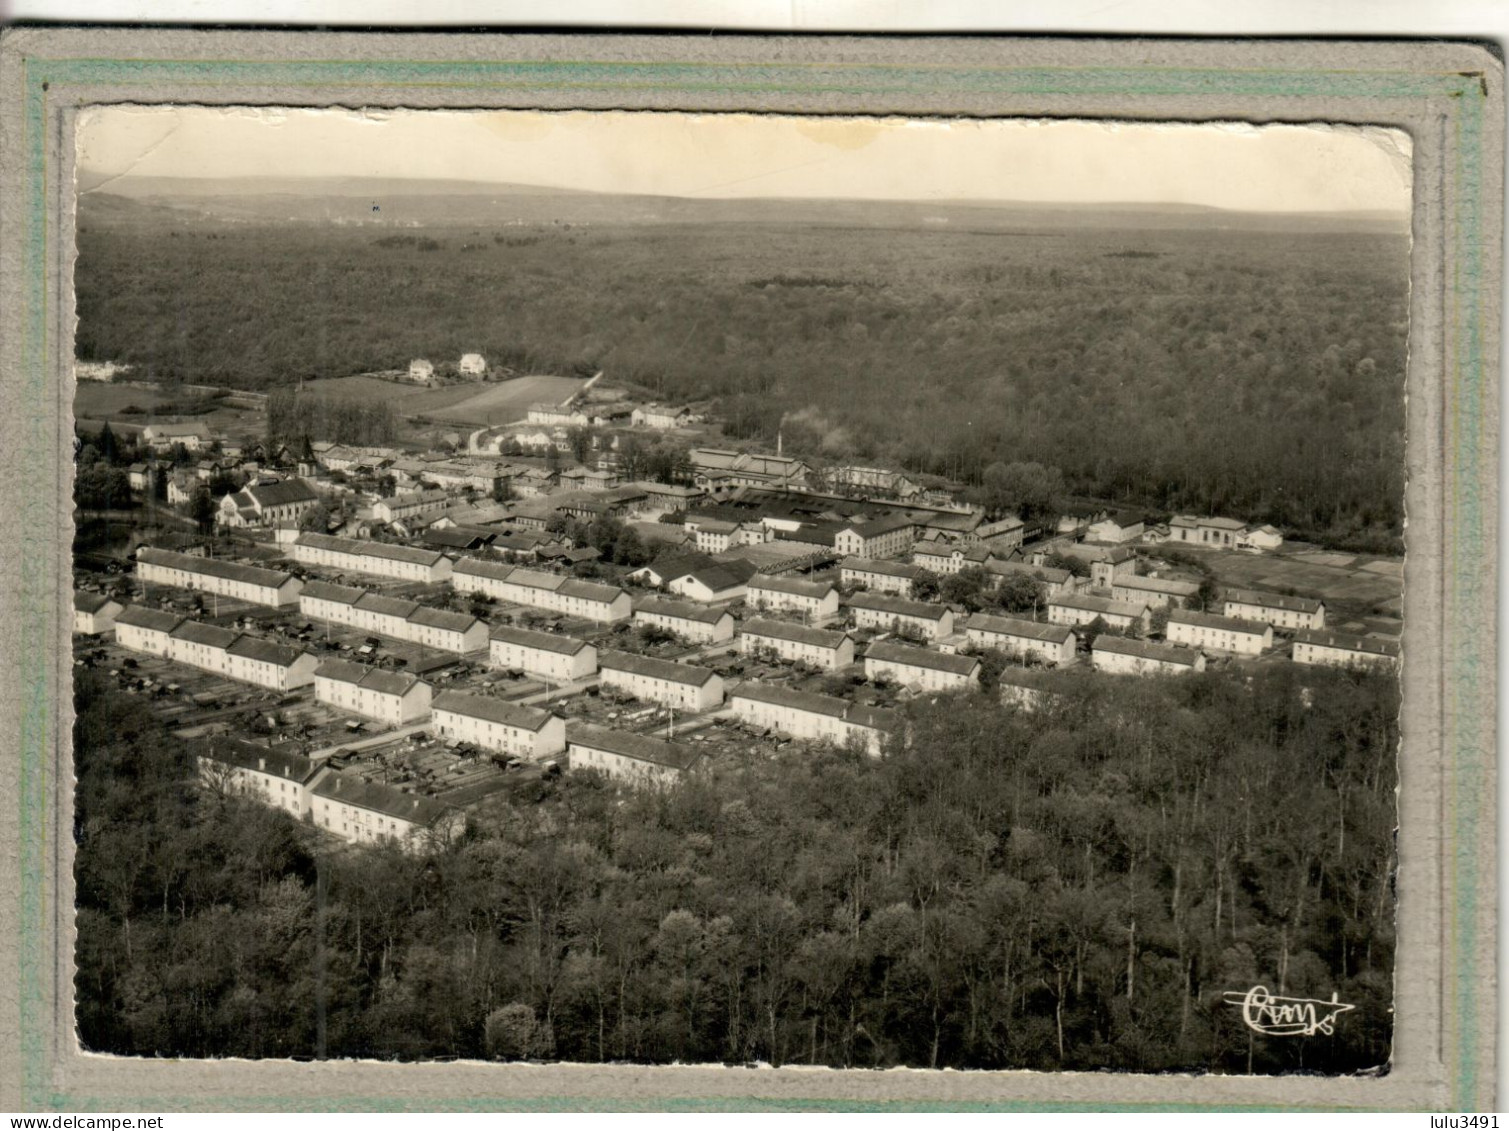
<box><xmin>452</xmin><ymin>558</ymin><xmax>633</xmax><ymax>623</ymax></box>
<box><xmin>1095</xmin><ymin>573</ymin><xmax>1202</xmax><ymax>609</ymax></box>
<box><xmin>739</xmin><ymin>618</ymin><xmax>855</xmax><ymax>671</ymax></box>
<box><xmin>745</xmin><ymin>574</ymin><xmax>840</xmax><ymax>621</ymax></box>
<box><xmin>599</xmin><ymin>651</ymin><xmax>725</xmax><ymax>711</ymax></box>
<box><xmin>846</xmin><ymin>592</ymin><xmax>954</xmax><ymax>641</ymax></box>
<box><xmin>728</xmin><ymin>681</ymin><xmax>897</xmax><ymax>756</ymax></box>
<box><xmin>431</xmin><ymin>691</ymin><xmax>567</xmax><ymax>758</ymax></box>
<box><xmin>1291</xmin><ymin>629</ymin><xmax>1400</xmax><ymax>671</ymax></box>
<box><xmin>1048</xmin><ymin>593</ymin><xmax>1151</xmax><ymax>635</ymax></box>
<box><xmin>963</xmin><ymin>613</ymin><xmax>1076</xmax><ymax>667</ymax></box>
<box><xmin>833</xmin><ymin>517</ymin><xmax>917</xmax><ymax>560</ymax></box>
<box><xmin>301</xmin><ymin>580</ymin><xmax>486</xmax><ymax>654</ymax></box>
<box><xmin>73</xmin><ymin>592</ymin><xmax>123</xmax><ymax>635</ymax></box>
<box><xmin>314</xmin><ymin>658</ymin><xmax>433</xmax><ymax>724</ymax></box>
<box><xmin>1167</xmin><ymin>514</ymin><xmax>1249</xmax><ymax>549</ymax></box>
<box><xmin>292</xmin><ymin>532</ymin><xmax>454</xmax><ymax>584</ymax></box>
<box><xmin>566</xmin><ymin>723</ymin><xmax>703</xmax><ymax>787</ymax></box>
<box><xmin>1166</xmin><ymin>609</ymin><xmax>1273</xmax><ymax>656</ymax></box>
<box><xmin>840</xmin><ymin>557</ymin><xmax>925</xmax><ymax>597</ymax></box>
<box><xmin>217</xmin><ymin>478</ymin><xmax>322</xmax><ymax>529</ymax></box>
<box><xmin>864</xmin><ymin>640</ymin><xmax>980</xmax><ymax>692</ymax></box>
<box><xmin>310</xmin><ymin>772</ymin><xmax>464</xmax><ymax>849</ymax></box>
<box><xmin>167</xmin><ymin>619</ymin><xmax>238</xmax><ymax>675</ymax></box>
<box><xmin>1223</xmin><ymin>589</ymin><xmax>1326</xmax><ymax>631</ymax></box>
<box><xmin>405</xmin><ymin>605</ymin><xmax>489</xmax><ymax>654</ymax></box>
<box><xmin>197</xmin><ymin>737</ymin><xmax>322</xmax><ymax>821</ymax></box>
<box><xmin>136</xmin><ymin>547</ymin><xmax>303</xmax><ymax>608</ymax></box>
<box><xmin>633</xmin><ymin>596</ymin><xmax>735</xmax><ymax>644</ymax></box>
<box><xmin>488</xmin><ymin>624</ymin><xmax>599</xmax><ymax>683</ymax></box>
<box><xmin>113</xmin><ymin>605</ymin><xmax>182</xmax><ymax>655</ymax></box>
<box><xmin>1091</xmin><ymin>636</ymin><xmax>1206</xmax><ymax>676</ymax></box>
<box><xmin>373</xmin><ymin>490</ymin><xmax>450</xmax><ymax>526</ymax></box>
<box><xmin>224</xmin><ymin>635</ymin><xmax>320</xmax><ymax>691</ymax></box>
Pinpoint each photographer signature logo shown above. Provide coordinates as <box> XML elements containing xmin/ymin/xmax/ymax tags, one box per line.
<box><xmin>1223</xmin><ymin>986</ymin><xmax>1356</xmax><ymax>1037</ymax></box>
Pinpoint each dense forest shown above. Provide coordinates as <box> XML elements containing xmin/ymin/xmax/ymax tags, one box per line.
<box><xmin>75</xmin><ymin>662</ymin><xmax>1397</xmax><ymax>1073</ymax></box>
<box><xmin>74</xmin><ymin>205</ymin><xmax>1409</xmax><ymax>549</ymax></box>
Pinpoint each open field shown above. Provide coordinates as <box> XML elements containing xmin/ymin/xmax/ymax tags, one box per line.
<box><xmin>297</xmin><ymin>372</ymin><xmax>586</xmax><ymax>427</ymax></box>
<box><xmin>74</xmin><ymin>382</ymin><xmax>172</xmax><ymax>416</ymax></box>
<box><xmin>1171</xmin><ymin>544</ymin><xmax>1403</xmax><ymax>611</ymax></box>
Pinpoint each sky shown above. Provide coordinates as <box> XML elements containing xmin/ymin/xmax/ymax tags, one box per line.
<box><xmin>75</xmin><ymin>106</ymin><xmax>1413</xmax><ymax>214</ymax></box>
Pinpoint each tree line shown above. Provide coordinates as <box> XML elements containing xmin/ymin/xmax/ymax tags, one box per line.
<box><xmin>265</xmin><ymin>391</ymin><xmax>397</xmax><ymax>451</ymax></box>
<box><xmin>74</xmin><ymin>659</ymin><xmax>1396</xmax><ymax>1073</ymax></box>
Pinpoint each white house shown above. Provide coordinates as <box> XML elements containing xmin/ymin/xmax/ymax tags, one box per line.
<box><xmin>113</xmin><ymin>605</ymin><xmax>183</xmax><ymax>656</ymax></box>
<box><xmin>633</xmin><ymin>597</ymin><xmax>735</xmax><ymax>644</ymax></box>
<box><xmin>1047</xmin><ymin>593</ymin><xmax>1151</xmax><ymax>635</ymax></box>
<box><xmin>136</xmin><ymin>547</ymin><xmax>303</xmax><ymax>608</ymax></box>
<box><xmin>407</xmin><ymin>606</ymin><xmax>489</xmax><ymax>654</ymax></box>
<box><xmin>833</xmin><ymin>517</ymin><xmax>916</xmax><ymax>560</ymax></box>
<box><xmin>845</xmin><ymin>592</ymin><xmax>954</xmax><ymax>641</ymax></box>
<box><xmin>688</xmin><ymin>518</ymin><xmax>740</xmax><ymax>555</ymax></box>
<box><xmin>223</xmin><ymin>635</ymin><xmax>319</xmax><ymax>691</ymax></box>
<box><xmin>1087</xmin><ymin>510</ymin><xmax>1146</xmax><ymax>544</ymax></box>
<box><xmin>864</xmin><ymin>640</ymin><xmax>980</xmax><ymax>692</ymax></box>
<box><xmin>1222</xmin><ymin>588</ymin><xmax>1326</xmax><ymax>631</ymax></box>
<box><xmin>729</xmin><ymin>681</ymin><xmax>897</xmax><ymax>757</ymax></box>
<box><xmin>197</xmin><ymin>736</ymin><xmax>322</xmax><ymax>821</ymax></box>
<box><xmin>739</xmin><ymin>618</ymin><xmax>855</xmax><ymax>671</ymax></box>
<box><xmin>1095</xmin><ymin>573</ymin><xmax>1202</xmax><ymax>609</ymax></box>
<box><xmin>167</xmin><ymin>619</ymin><xmax>238</xmax><ymax>675</ymax></box>
<box><xmin>142</xmin><ymin>422</ymin><xmax>212</xmax><ymax>451</ymax></box>
<box><xmin>1292</xmin><ymin>629</ymin><xmax>1400</xmax><ymax>671</ymax></box>
<box><xmin>292</xmin><ymin>533</ymin><xmax>453</xmax><ymax>584</ymax></box>
<box><xmin>566</xmin><ymin>723</ymin><xmax>703</xmax><ymax>787</ymax></box>
<box><xmin>488</xmin><ymin>624</ymin><xmax>599</xmax><ymax>683</ymax></box>
<box><xmin>840</xmin><ymin>557</ymin><xmax>924</xmax><ymax>597</ymax></box>
<box><xmin>1168</xmin><ymin>515</ymin><xmax>1248</xmax><ymax>549</ymax></box>
<box><xmin>598</xmin><ymin>651</ymin><xmax>725</xmax><ymax>711</ymax></box>
<box><xmin>745</xmin><ymin>574</ymin><xmax>840</xmax><ymax>621</ymax></box>
<box><xmin>963</xmin><ymin>613</ymin><xmax>1076</xmax><ymax>667</ymax></box>
<box><xmin>458</xmin><ymin>353</ymin><xmax>487</xmax><ymax>376</ymax></box>
<box><xmin>1238</xmin><ymin>525</ymin><xmax>1285</xmax><ymax>553</ymax></box>
<box><xmin>407</xmin><ymin>358</ymin><xmax>436</xmax><ymax>384</ymax></box>
<box><xmin>432</xmin><ymin>691</ymin><xmax>567</xmax><ymax>758</ymax></box>
<box><xmin>310</xmin><ymin>772</ymin><xmax>463</xmax><ymax>849</ymax></box>
<box><xmin>1091</xmin><ymin>636</ymin><xmax>1206</xmax><ymax>676</ymax></box>
<box><xmin>314</xmin><ymin>658</ymin><xmax>433</xmax><ymax>725</ymax></box>
<box><xmin>216</xmin><ymin>478</ymin><xmax>321</xmax><ymax>529</ymax></box>
<box><xmin>73</xmin><ymin>592</ymin><xmax>123</xmax><ymax>635</ymax></box>
<box><xmin>452</xmin><ymin>559</ymin><xmax>632</xmax><ymax>622</ymax></box>
<box><xmin>631</xmin><ymin>405</ymin><xmax>693</xmax><ymax>430</ymax></box>
<box><xmin>1166</xmin><ymin>609</ymin><xmax>1273</xmax><ymax>656</ymax></box>
<box><xmin>299</xmin><ymin>579</ymin><xmax>365</xmax><ymax>624</ymax></box>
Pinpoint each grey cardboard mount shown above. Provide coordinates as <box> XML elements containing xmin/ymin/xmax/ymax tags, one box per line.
<box><xmin>0</xmin><ymin>28</ymin><xmax>1501</xmax><ymax>1113</ymax></box>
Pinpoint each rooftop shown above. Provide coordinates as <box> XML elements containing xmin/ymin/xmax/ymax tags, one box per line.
<box><xmin>846</xmin><ymin>591</ymin><xmax>949</xmax><ymax>621</ymax></box>
<box><xmin>198</xmin><ymin>736</ymin><xmax>319</xmax><ymax>782</ymax></box>
<box><xmin>431</xmin><ymin>690</ymin><xmax>557</xmax><ymax>731</ymax></box>
<box><xmin>741</xmin><ymin>617</ymin><xmax>851</xmax><ymax>649</ymax></box>
<box><xmin>488</xmin><ymin>624</ymin><xmax>592</xmax><ymax>655</ymax></box>
<box><xmin>865</xmin><ymin>640</ymin><xmax>980</xmax><ymax>676</ymax></box>
<box><xmin>1168</xmin><ymin>608</ymin><xmax>1271</xmax><ymax>634</ymax></box>
<box><xmin>226</xmin><ymin>634</ymin><xmax>305</xmax><ymax>667</ymax></box>
<box><xmin>137</xmin><ymin>547</ymin><xmax>296</xmax><ymax>590</ymax></box>
<box><xmin>1224</xmin><ymin>589</ymin><xmax>1325</xmax><ymax>614</ymax></box>
<box><xmin>566</xmin><ymin>723</ymin><xmax>704</xmax><ymax>772</ymax></box>
<box><xmin>1093</xmin><ymin>636</ymin><xmax>1203</xmax><ymax>666</ymax></box>
<box><xmin>748</xmin><ymin>574</ymin><xmax>836</xmax><ymax>599</ymax></box>
<box><xmin>635</xmin><ymin>596</ymin><xmax>732</xmax><ymax>625</ymax></box>
<box><xmin>599</xmin><ymin>650</ymin><xmax>719</xmax><ymax>686</ymax></box>
<box><xmin>311</xmin><ymin>771</ymin><xmax>454</xmax><ymax>826</ymax></box>
<box><xmin>841</xmin><ymin>557</ymin><xmax>923</xmax><ymax>580</ymax></box>
<box><xmin>965</xmin><ymin>613</ymin><xmax>1074</xmax><ymax>644</ymax></box>
<box><xmin>114</xmin><ymin>605</ymin><xmax>185</xmax><ymax>633</ymax></box>
<box><xmin>729</xmin><ymin>681</ymin><xmax>898</xmax><ymax>730</ymax></box>
<box><xmin>1294</xmin><ymin>629</ymin><xmax>1401</xmax><ymax>657</ymax></box>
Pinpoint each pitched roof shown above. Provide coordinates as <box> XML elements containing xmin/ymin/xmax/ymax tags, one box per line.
<box><xmin>226</xmin><ymin>634</ymin><xmax>306</xmax><ymax>667</ymax></box>
<box><xmin>314</xmin><ymin>657</ymin><xmax>371</xmax><ymax>685</ymax></box>
<box><xmin>846</xmin><ymin>591</ymin><xmax>949</xmax><ymax>621</ymax></box>
<box><xmin>198</xmin><ymin>736</ymin><xmax>319</xmax><ymax>783</ymax></box>
<box><xmin>741</xmin><ymin>617</ymin><xmax>851</xmax><ymax>650</ymax></box>
<box><xmin>599</xmin><ymin>650</ymin><xmax>719</xmax><ymax>686</ymax></box>
<box><xmin>432</xmin><ymin>690</ymin><xmax>556</xmax><ymax>731</ymax></box>
<box><xmin>245</xmin><ymin>478</ymin><xmax>320</xmax><ymax>508</ymax></box>
<box><xmin>1051</xmin><ymin>593</ymin><xmax>1149</xmax><ymax>619</ymax></box>
<box><xmin>115</xmin><ymin>605</ymin><xmax>185</xmax><ymax>633</ymax></box>
<box><xmin>1168</xmin><ymin>608</ymin><xmax>1271</xmax><ymax>635</ymax></box>
<box><xmin>359</xmin><ymin>667</ymin><xmax>426</xmax><ymax>697</ymax></box>
<box><xmin>488</xmin><ymin>624</ymin><xmax>592</xmax><ymax>655</ymax></box>
<box><xmin>865</xmin><ymin>640</ymin><xmax>980</xmax><ymax>676</ymax></box>
<box><xmin>295</xmin><ymin>532</ymin><xmax>446</xmax><ymax>567</ymax></box>
<box><xmin>841</xmin><ymin>557</ymin><xmax>923</xmax><ymax>580</ymax></box>
<box><xmin>729</xmin><ymin>680</ymin><xmax>898</xmax><ymax>731</ymax></box>
<box><xmin>665</xmin><ymin>559</ymin><xmax>758</xmax><ymax>593</ymax></box>
<box><xmin>1224</xmin><ymin>589</ymin><xmax>1325</xmax><ymax>614</ymax></box>
<box><xmin>964</xmin><ymin>613</ymin><xmax>1074</xmax><ymax>645</ymax></box>
<box><xmin>453</xmin><ymin>556</ymin><xmax>518</xmax><ymax>582</ymax></box>
<box><xmin>301</xmin><ymin>579</ymin><xmax>365</xmax><ymax>606</ymax></box>
<box><xmin>354</xmin><ymin>592</ymin><xmax>421</xmax><ymax>619</ymax></box>
<box><xmin>1105</xmin><ymin>575</ymin><xmax>1201</xmax><ymax>596</ymax></box>
<box><xmin>1093</xmin><ymin>636</ymin><xmax>1203</xmax><ymax>666</ymax></box>
<box><xmin>310</xmin><ymin>771</ymin><xmax>453</xmax><ymax>826</ymax></box>
<box><xmin>170</xmin><ymin>620</ymin><xmax>240</xmax><ymax>649</ymax></box>
<box><xmin>748</xmin><ymin>574</ymin><xmax>836</xmax><ymax>599</ymax></box>
<box><xmin>406</xmin><ymin>605</ymin><xmax>480</xmax><ymax>634</ymax></box>
<box><xmin>983</xmin><ymin>559</ymin><xmax>1071</xmax><ymax>584</ymax></box>
<box><xmin>1099</xmin><ymin>510</ymin><xmax>1145</xmax><ymax>528</ymax></box>
<box><xmin>137</xmin><ymin>547</ymin><xmax>296</xmax><ymax>590</ymax></box>
<box><xmin>634</xmin><ymin>596</ymin><xmax>732</xmax><ymax>626</ymax></box>
<box><xmin>566</xmin><ymin>723</ymin><xmax>703</xmax><ymax>772</ymax></box>
<box><xmin>557</xmin><ymin>578</ymin><xmax>629</xmax><ymax>604</ymax></box>
<box><xmin>842</xmin><ymin>515</ymin><xmax>917</xmax><ymax>538</ymax></box>
<box><xmin>1293</xmin><ymin>629</ymin><xmax>1401</xmax><ymax>657</ymax></box>
<box><xmin>74</xmin><ymin>591</ymin><xmax>119</xmax><ymax>614</ymax></box>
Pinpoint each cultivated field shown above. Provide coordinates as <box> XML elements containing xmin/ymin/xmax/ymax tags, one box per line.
<box><xmin>74</xmin><ymin>382</ymin><xmax>171</xmax><ymax>416</ymax></box>
<box><xmin>297</xmin><ymin>372</ymin><xmax>585</xmax><ymax>427</ymax></box>
<box><xmin>1173</xmin><ymin>544</ymin><xmax>1403</xmax><ymax>613</ymax></box>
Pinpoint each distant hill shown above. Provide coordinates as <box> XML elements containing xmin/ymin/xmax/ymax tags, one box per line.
<box><xmin>76</xmin><ymin>175</ymin><xmax>1409</xmax><ymax>234</ymax></box>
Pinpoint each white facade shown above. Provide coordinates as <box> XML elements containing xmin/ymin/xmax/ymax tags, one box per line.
<box><xmin>864</xmin><ymin>641</ymin><xmax>980</xmax><ymax>692</ymax></box>
<box><xmin>729</xmin><ymin>683</ymin><xmax>895</xmax><ymax>757</ymax></box>
<box><xmin>198</xmin><ymin>741</ymin><xmax>318</xmax><ymax>820</ymax></box>
<box><xmin>314</xmin><ymin>661</ymin><xmax>433</xmax><ymax>725</ymax></box>
<box><xmin>1166</xmin><ymin>610</ymin><xmax>1273</xmax><ymax>656</ymax></box>
<box><xmin>453</xmin><ymin>559</ymin><xmax>632</xmax><ymax>623</ymax></box>
<box><xmin>746</xmin><ymin>576</ymin><xmax>841</xmax><ymax>620</ymax></box>
<box><xmin>488</xmin><ymin>625</ymin><xmax>599</xmax><ymax>682</ymax></box>
<box><xmin>459</xmin><ymin>353</ymin><xmax>487</xmax><ymax>375</ymax></box>
<box><xmin>738</xmin><ymin>619</ymin><xmax>855</xmax><ymax>671</ymax></box>
<box><xmin>566</xmin><ymin>724</ymin><xmax>700</xmax><ymax>787</ymax></box>
<box><xmin>846</xmin><ymin>594</ymin><xmax>954</xmax><ymax>641</ymax></box>
<box><xmin>633</xmin><ymin>598</ymin><xmax>735</xmax><ymax>644</ymax></box>
<box><xmin>963</xmin><ymin>614</ymin><xmax>1076</xmax><ymax>667</ymax></box>
<box><xmin>1223</xmin><ymin>590</ymin><xmax>1326</xmax><ymax>631</ymax></box>
<box><xmin>311</xmin><ymin>773</ymin><xmax>461</xmax><ymax>850</ymax></box>
<box><xmin>73</xmin><ymin>594</ymin><xmax>123</xmax><ymax>635</ymax></box>
<box><xmin>1292</xmin><ymin>630</ymin><xmax>1399</xmax><ymax>671</ymax></box>
<box><xmin>1047</xmin><ymin>595</ymin><xmax>1150</xmax><ymax>634</ymax></box>
<box><xmin>223</xmin><ymin>638</ymin><xmax>319</xmax><ymax>691</ymax></box>
<box><xmin>114</xmin><ymin>607</ymin><xmax>181</xmax><ymax>656</ymax></box>
<box><xmin>599</xmin><ymin>652</ymin><xmax>725</xmax><ymax>711</ymax></box>
<box><xmin>841</xmin><ymin>557</ymin><xmax>921</xmax><ymax>596</ymax></box>
<box><xmin>136</xmin><ymin>547</ymin><xmax>303</xmax><ymax>608</ymax></box>
<box><xmin>292</xmin><ymin>533</ymin><xmax>453</xmax><ymax>584</ymax></box>
<box><xmin>432</xmin><ymin>692</ymin><xmax>567</xmax><ymax>758</ymax></box>
<box><xmin>1091</xmin><ymin>638</ymin><xmax>1206</xmax><ymax>676</ymax></box>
